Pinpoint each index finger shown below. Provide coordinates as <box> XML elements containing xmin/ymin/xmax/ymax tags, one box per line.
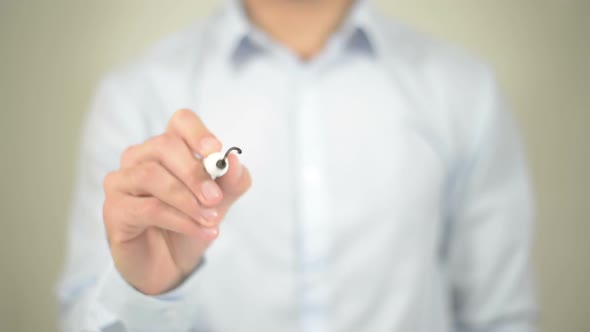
<box><xmin>166</xmin><ymin>109</ymin><xmax>222</xmax><ymax>157</ymax></box>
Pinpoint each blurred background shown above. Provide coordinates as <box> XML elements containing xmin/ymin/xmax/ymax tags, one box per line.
<box><xmin>0</xmin><ymin>1</ymin><xmax>588</xmax><ymax>331</ymax></box>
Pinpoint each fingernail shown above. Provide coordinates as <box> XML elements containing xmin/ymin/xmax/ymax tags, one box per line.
<box><xmin>199</xmin><ymin>137</ymin><xmax>220</xmax><ymax>155</ymax></box>
<box><xmin>200</xmin><ymin>208</ymin><xmax>219</xmax><ymax>224</ymax></box>
<box><xmin>201</xmin><ymin>180</ymin><xmax>222</xmax><ymax>201</ymax></box>
<box><xmin>201</xmin><ymin>226</ymin><xmax>219</xmax><ymax>238</ymax></box>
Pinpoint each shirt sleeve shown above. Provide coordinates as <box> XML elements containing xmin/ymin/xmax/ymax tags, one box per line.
<box><xmin>445</xmin><ymin>68</ymin><xmax>538</xmax><ymax>332</ymax></box>
<box><xmin>55</xmin><ymin>73</ymin><xmax>202</xmax><ymax>332</ymax></box>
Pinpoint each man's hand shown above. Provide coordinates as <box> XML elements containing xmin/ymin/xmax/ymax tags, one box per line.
<box><xmin>102</xmin><ymin>109</ymin><xmax>251</xmax><ymax>295</ymax></box>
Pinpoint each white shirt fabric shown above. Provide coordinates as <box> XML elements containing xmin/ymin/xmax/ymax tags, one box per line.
<box><xmin>56</xmin><ymin>1</ymin><xmax>537</xmax><ymax>331</ymax></box>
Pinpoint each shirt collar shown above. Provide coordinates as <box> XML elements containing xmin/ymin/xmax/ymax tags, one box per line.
<box><xmin>212</xmin><ymin>0</ymin><xmax>382</xmax><ymax>66</ymax></box>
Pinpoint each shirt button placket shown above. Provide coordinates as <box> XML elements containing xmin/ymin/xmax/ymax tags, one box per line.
<box><xmin>295</xmin><ymin>64</ymin><xmax>330</xmax><ymax>332</ymax></box>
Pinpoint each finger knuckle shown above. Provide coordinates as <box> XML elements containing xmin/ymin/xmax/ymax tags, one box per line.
<box><xmin>140</xmin><ymin>198</ymin><xmax>162</xmax><ymax>217</ymax></box>
<box><xmin>120</xmin><ymin>145</ymin><xmax>138</xmax><ymax>166</ymax></box>
<box><xmin>152</xmin><ymin>134</ymin><xmax>173</xmax><ymax>153</ymax></box>
<box><xmin>174</xmin><ymin>108</ymin><xmax>194</xmax><ymax>121</ymax></box>
<box><xmin>171</xmin><ymin>109</ymin><xmax>196</xmax><ymax>127</ymax></box>
<box><xmin>102</xmin><ymin>199</ymin><xmax>119</xmax><ymax>231</ymax></box>
<box><xmin>102</xmin><ymin>199</ymin><xmax>113</xmax><ymax>222</ymax></box>
<box><xmin>103</xmin><ymin>171</ymin><xmax>117</xmax><ymax>191</ymax></box>
<box><xmin>133</xmin><ymin>162</ymin><xmax>157</xmax><ymax>184</ymax></box>
<box><xmin>108</xmin><ymin>232</ymin><xmax>126</xmax><ymax>246</ymax></box>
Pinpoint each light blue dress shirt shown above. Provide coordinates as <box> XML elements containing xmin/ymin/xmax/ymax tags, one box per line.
<box><xmin>57</xmin><ymin>1</ymin><xmax>537</xmax><ymax>331</ymax></box>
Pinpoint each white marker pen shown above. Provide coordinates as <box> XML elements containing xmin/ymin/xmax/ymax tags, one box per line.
<box><xmin>203</xmin><ymin>146</ymin><xmax>242</xmax><ymax>179</ymax></box>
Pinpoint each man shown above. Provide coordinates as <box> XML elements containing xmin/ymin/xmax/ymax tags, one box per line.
<box><xmin>57</xmin><ymin>0</ymin><xmax>537</xmax><ymax>331</ymax></box>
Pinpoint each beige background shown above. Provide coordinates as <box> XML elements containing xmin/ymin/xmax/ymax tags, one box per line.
<box><xmin>1</xmin><ymin>1</ymin><xmax>589</xmax><ymax>331</ymax></box>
